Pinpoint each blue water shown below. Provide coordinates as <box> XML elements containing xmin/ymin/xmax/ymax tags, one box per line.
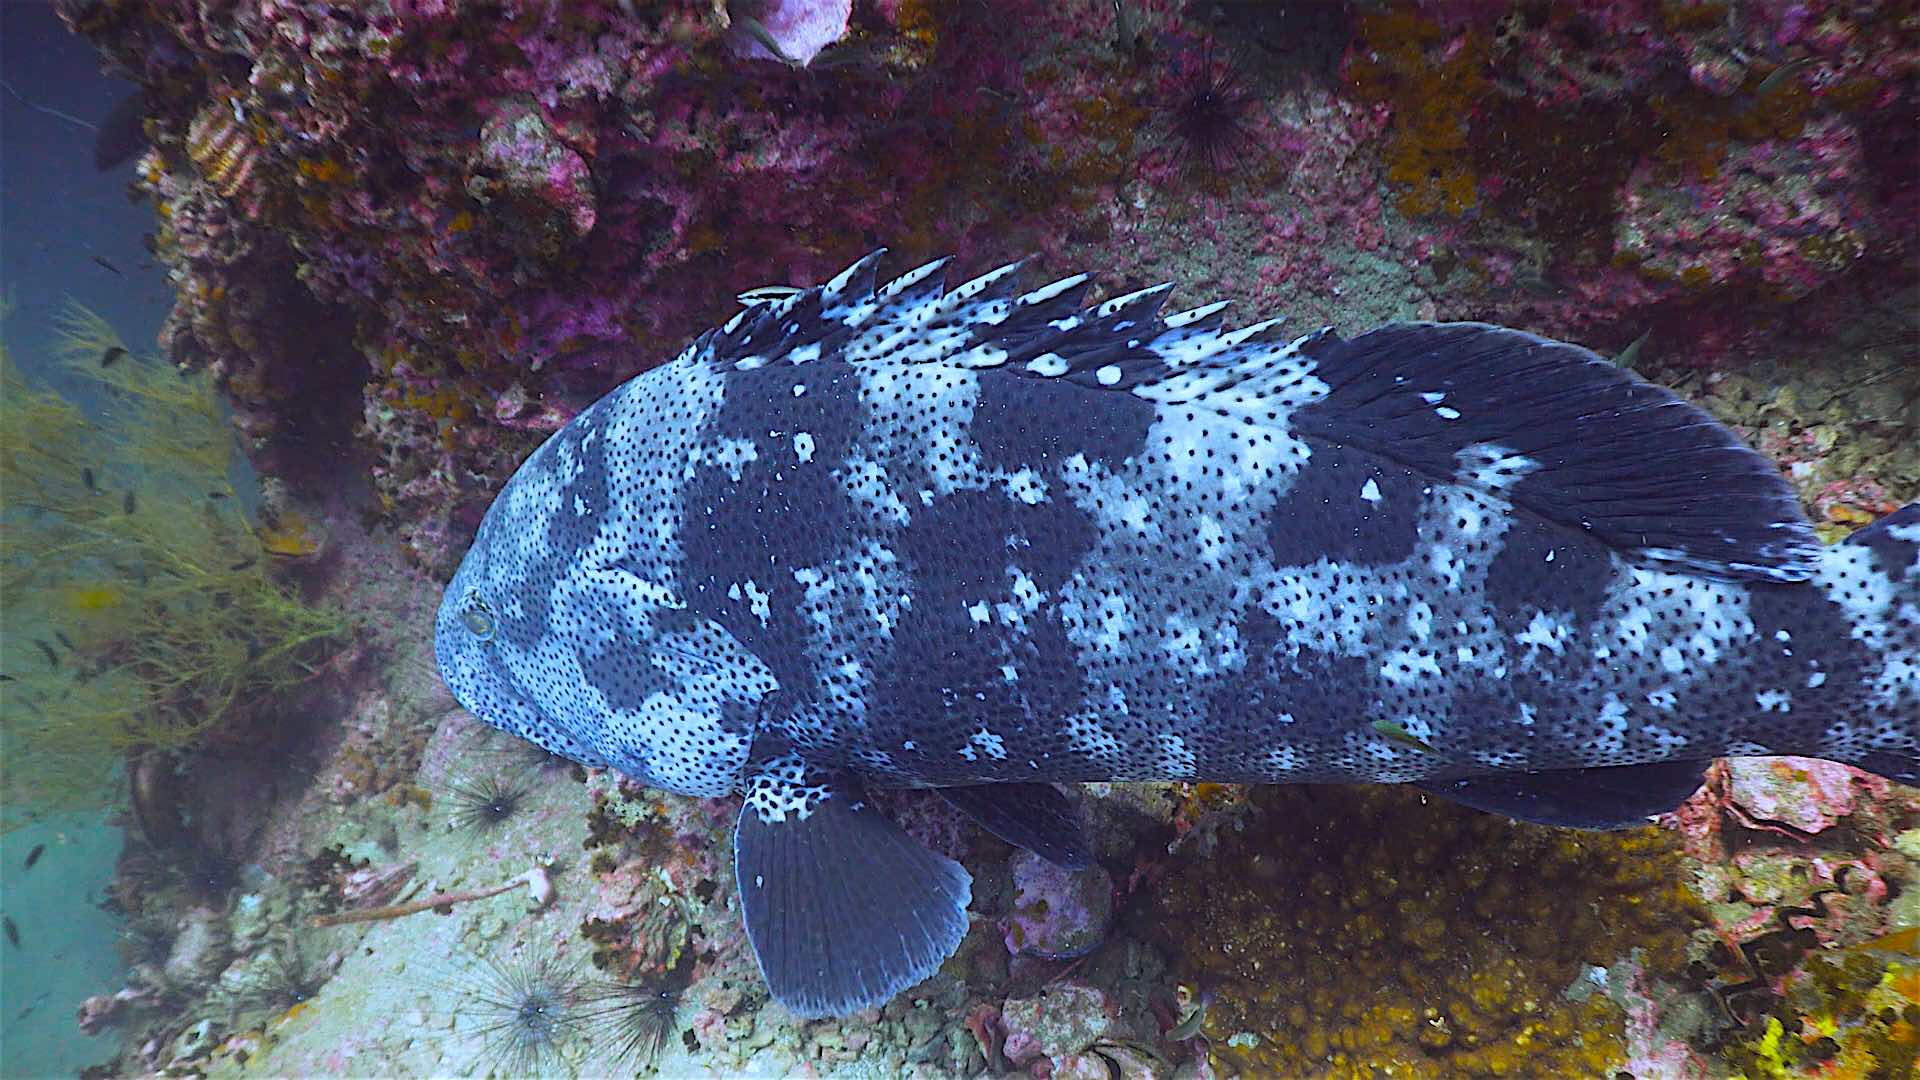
<box><xmin>1</xmin><ymin>4</ymin><xmax>170</xmax><ymax>379</ymax></box>
<box><xmin>1</xmin><ymin>6</ymin><xmax>174</xmax><ymax>1076</ymax></box>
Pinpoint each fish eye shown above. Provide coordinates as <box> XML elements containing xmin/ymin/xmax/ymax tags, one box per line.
<box><xmin>459</xmin><ymin>592</ymin><xmax>497</xmax><ymax>641</ymax></box>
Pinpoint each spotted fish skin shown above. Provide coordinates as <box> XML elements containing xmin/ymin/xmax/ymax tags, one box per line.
<box><xmin>438</xmin><ymin>250</ymin><xmax>1917</xmax><ymax>795</ymax></box>
<box><xmin>437</xmin><ymin>251</ymin><xmax>1918</xmax><ymax>1014</ymax></box>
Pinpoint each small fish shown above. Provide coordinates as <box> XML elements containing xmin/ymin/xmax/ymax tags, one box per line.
<box><xmin>208</xmin><ymin>491</ymin><xmax>230</xmax><ymax>500</ymax></box>
<box><xmin>1112</xmin><ymin>0</ymin><xmax>1148</xmax><ymax>62</ymax></box>
<box><xmin>123</xmin><ymin>491</ymin><xmax>137</xmax><ymax>515</ymax></box>
<box><xmin>229</xmin><ymin>558</ymin><xmax>256</xmax><ymax>571</ymax></box>
<box><xmin>1756</xmin><ymin>57</ymin><xmax>1815</xmax><ymax>96</ymax></box>
<box><xmin>1840</xmin><ymin>925</ymin><xmax>1919</xmax><ymax>959</ymax></box>
<box><xmin>91</xmin><ymin>255</ymin><xmax>123</xmax><ymax>275</ymax></box>
<box><xmin>33</xmin><ymin>640</ymin><xmax>58</xmax><ymax>671</ymax></box>
<box><xmin>1614</xmin><ymin>328</ymin><xmax>1652</xmax><ymax>370</ymax></box>
<box><xmin>101</xmin><ymin>346</ymin><xmax>127</xmax><ymax>368</ymax></box>
<box><xmin>1165</xmin><ymin>984</ymin><xmax>1214</xmax><ymax>1041</ymax></box>
<box><xmin>3</xmin><ymin>917</ymin><xmax>17</xmax><ymax>949</ymax></box>
<box><xmin>0</xmin><ymin>674</ymin><xmax>14</xmax><ymax>682</ymax></box>
<box><xmin>1372</xmin><ymin>718</ymin><xmax>1439</xmax><ymax>754</ymax></box>
<box><xmin>82</xmin><ymin>467</ymin><xmax>98</xmax><ymax>493</ymax></box>
<box><xmin>738</xmin><ymin>285</ymin><xmax>806</xmax><ymax>307</ymax></box>
<box><xmin>733</xmin><ymin>14</ymin><xmax>800</xmax><ymax>66</ymax></box>
<box><xmin>23</xmin><ymin>844</ymin><xmax>45</xmax><ymax>869</ymax></box>
<box><xmin>54</xmin><ymin>631</ymin><xmax>75</xmax><ymax>651</ymax></box>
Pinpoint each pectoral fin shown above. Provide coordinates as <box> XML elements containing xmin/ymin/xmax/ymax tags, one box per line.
<box><xmin>734</xmin><ymin>756</ymin><xmax>973</xmax><ymax>1017</ymax></box>
<box><xmin>938</xmin><ymin>783</ymin><xmax>1093</xmax><ymax>869</ymax></box>
<box><xmin>1416</xmin><ymin>760</ymin><xmax>1710</xmax><ymax>830</ymax></box>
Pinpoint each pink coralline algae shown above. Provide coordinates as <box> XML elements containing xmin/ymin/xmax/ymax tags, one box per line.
<box><xmin>728</xmin><ymin>0</ymin><xmax>854</xmax><ymax>66</ymax></box>
<box><xmin>999</xmin><ymin>982</ymin><xmax>1120</xmax><ymax>1071</ymax></box>
<box><xmin>1002</xmin><ymin>849</ymin><xmax>1113</xmax><ymax>961</ymax></box>
<box><xmin>1724</xmin><ymin>755</ymin><xmax>1886</xmax><ymax>837</ymax></box>
<box><xmin>471</xmin><ymin>98</ymin><xmax>598</xmax><ymax>254</ymax></box>
<box><xmin>1674</xmin><ymin>759</ymin><xmax>1920</xmax><ymax>983</ymax></box>
<box><xmin>1614</xmin><ymin>116</ymin><xmax>1871</xmax><ymax>301</ymax></box>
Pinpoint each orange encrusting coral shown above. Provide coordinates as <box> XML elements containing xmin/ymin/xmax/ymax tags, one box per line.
<box><xmin>1345</xmin><ymin>11</ymin><xmax>1487</xmax><ymax>219</ymax></box>
<box><xmin>257</xmin><ymin>510</ymin><xmax>324</xmax><ymax>558</ymax></box>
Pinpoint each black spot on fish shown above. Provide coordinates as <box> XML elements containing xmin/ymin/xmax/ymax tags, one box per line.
<box><xmin>541</xmin><ymin>412</ymin><xmax>612</xmax><ymax>585</ymax></box>
<box><xmin>23</xmin><ymin>844</ymin><xmax>44</xmax><ymax>869</ymax></box>
<box><xmin>34</xmin><ymin>640</ymin><xmax>58</xmax><ymax>670</ymax></box>
<box><xmin>1485</xmin><ymin>514</ymin><xmax>1613</xmax><ymax>629</ymax></box>
<box><xmin>1202</xmin><ymin>608</ymin><xmax>1377</xmax><ymax>748</ymax></box>
<box><xmin>679</xmin><ymin>367</ymin><xmax>866</xmax><ymax>687</ymax></box>
<box><xmin>970</xmin><ymin>371</ymin><xmax>1154</xmax><ymax>475</ymax></box>
<box><xmin>101</xmin><ymin>346</ymin><xmax>127</xmax><ymax>368</ymax></box>
<box><xmin>580</xmin><ymin>633</ymin><xmax>677</xmax><ymax>708</ymax></box>
<box><xmin>858</xmin><ymin>488</ymin><xmax>1099</xmax><ymax>781</ymax></box>
<box><xmin>1264</xmin><ymin>445</ymin><xmax>1422</xmax><ymax>567</ymax></box>
<box><xmin>1744</xmin><ymin>576</ymin><xmax>1878</xmax><ymax>747</ymax></box>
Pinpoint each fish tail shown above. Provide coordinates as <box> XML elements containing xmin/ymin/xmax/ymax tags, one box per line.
<box><xmin>1807</xmin><ymin>503</ymin><xmax>1920</xmax><ymax>784</ymax></box>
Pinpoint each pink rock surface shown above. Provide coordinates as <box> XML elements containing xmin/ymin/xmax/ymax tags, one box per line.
<box><xmin>1003</xmin><ymin>850</ymin><xmax>1113</xmax><ymax>960</ymax></box>
<box><xmin>729</xmin><ymin>0</ymin><xmax>853</xmax><ymax>66</ymax></box>
<box><xmin>1726</xmin><ymin>755</ymin><xmax>1865</xmax><ymax>834</ymax></box>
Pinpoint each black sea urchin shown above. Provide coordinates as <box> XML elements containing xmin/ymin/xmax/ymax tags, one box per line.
<box><xmin>233</xmin><ymin>943</ymin><xmax>330</xmax><ymax>1025</ymax></box>
<box><xmin>444</xmin><ymin>772</ymin><xmax>533</xmax><ymax>836</ymax></box>
<box><xmin>464</xmin><ymin>720</ymin><xmax>576</xmax><ymax>780</ymax></box>
<box><xmin>461</xmin><ymin>954</ymin><xmax>588</xmax><ymax>1076</ymax></box>
<box><xmin>178</xmin><ymin>838</ymin><xmax>246</xmax><ymax>901</ymax></box>
<box><xmin>580</xmin><ymin>973</ymin><xmax>684</xmax><ymax>1070</ymax></box>
<box><xmin>1156</xmin><ymin>40</ymin><xmax>1264</xmax><ymax>177</ymax></box>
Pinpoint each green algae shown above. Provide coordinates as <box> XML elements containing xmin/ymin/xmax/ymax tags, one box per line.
<box><xmin>0</xmin><ymin>305</ymin><xmax>350</xmax><ymax>829</ymax></box>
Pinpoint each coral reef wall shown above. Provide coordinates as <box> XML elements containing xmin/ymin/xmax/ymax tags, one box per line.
<box><xmin>63</xmin><ymin>0</ymin><xmax>1917</xmax><ymax>571</ymax></box>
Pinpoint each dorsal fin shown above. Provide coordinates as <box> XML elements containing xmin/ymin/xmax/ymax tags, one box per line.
<box><xmin>688</xmin><ymin>253</ymin><xmax>1819</xmax><ymax>583</ymax></box>
<box><xmin>1285</xmin><ymin>323</ymin><xmax>1820</xmax><ymax>582</ymax></box>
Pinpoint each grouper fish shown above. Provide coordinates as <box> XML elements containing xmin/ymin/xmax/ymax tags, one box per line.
<box><xmin>437</xmin><ymin>250</ymin><xmax>1920</xmax><ymax>1017</ymax></box>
